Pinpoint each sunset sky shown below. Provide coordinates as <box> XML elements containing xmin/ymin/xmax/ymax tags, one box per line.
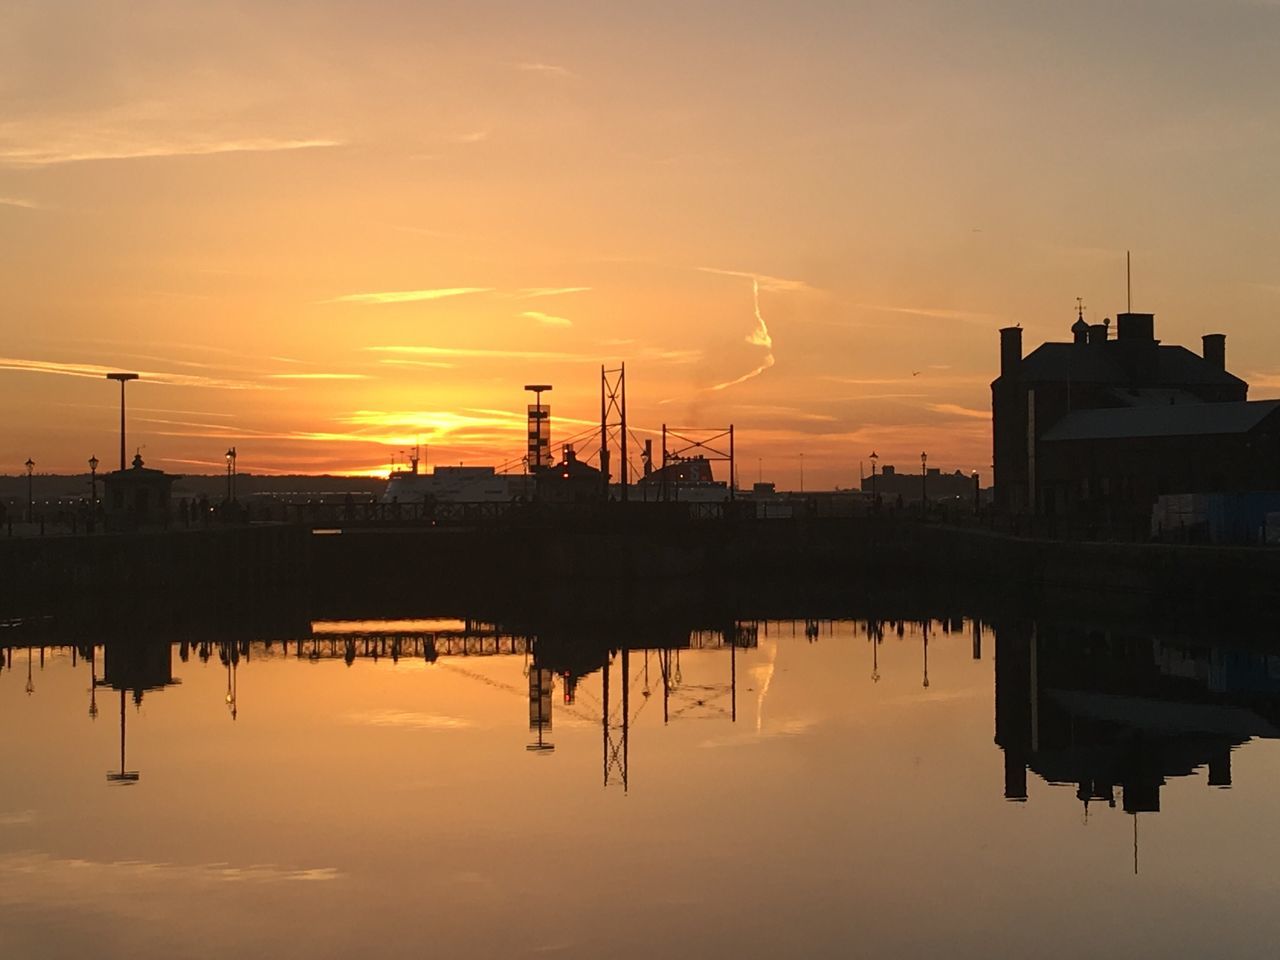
<box><xmin>3</xmin><ymin>0</ymin><xmax>1279</xmax><ymax>488</ymax></box>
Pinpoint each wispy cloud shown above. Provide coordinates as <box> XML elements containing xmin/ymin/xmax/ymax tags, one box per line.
<box><xmin>698</xmin><ymin>266</ymin><xmax>816</xmax><ymax>294</ymax></box>
<box><xmin>515</xmin><ymin>62</ymin><xmax>575</xmax><ymax>79</ymax></box>
<box><xmin>368</xmin><ymin>344</ymin><xmax>700</xmax><ymax>364</ymax></box>
<box><xmin>0</xmin><ymin>356</ymin><xmax>267</xmax><ymax>390</ymax></box>
<box><xmin>521</xmin><ymin>310</ymin><xmax>572</xmax><ymax>327</ymax></box>
<box><xmin>327</xmin><ymin>287</ymin><xmax>492</xmax><ymax>305</ymax></box>
<box><xmin>267</xmin><ymin>373</ymin><xmax>371</xmax><ymax>381</ymax></box>
<box><xmin>0</xmin><ymin>137</ymin><xmax>342</xmax><ymax>167</ymax></box>
<box><xmin>855</xmin><ymin>303</ymin><xmax>1000</xmax><ymax>325</ymax></box>
<box><xmin>710</xmin><ymin>277</ymin><xmax>777</xmax><ymax>391</ymax></box>
<box><xmin>517</xmin><ymin>287</ymin><xmax>591</xmax><ymax>298</ymax></box>
<box><xmin>379</xmin><ymin>358</ymin><xmax>456</xmax><ymax>369</ymax></box>
<box><xmin>0</xmin><ymin>196</ymin><xmax>39</xmax><ymax>210</ymax></box>
<box><xmin>446</xmin><ymin>130</ymin><xmax>490</xmax><ymax>144</ymax></box>
<box><xmin>928</xmin><ymin>402</ymin><xmax>989</xmax><ymax>420</ymax></box>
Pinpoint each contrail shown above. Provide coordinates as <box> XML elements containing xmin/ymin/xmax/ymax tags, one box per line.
<box><xmin>710</xmin><ymin>276</ymin><xmax>775</xmax><ymax>391</ymax></box>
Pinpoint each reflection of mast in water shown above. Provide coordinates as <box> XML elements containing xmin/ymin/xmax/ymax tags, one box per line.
<box><xmin>25</xmin><ymin>647</ymin><xmax>34</xmax><ymax>696</ymax></box>
<box><xmin>106</xmin><ymin>689</ymin><xmax>140</xmax><ymax>785</ymax></box>
<box><xmin>602</xmin><ymin>649</ymin><xmax>629</xmax><ymax>790</ymax></box>
<box><xmin>527</xmin><ymin>667</ymin><xmax>555</xmax><ymax>754</ymax></box>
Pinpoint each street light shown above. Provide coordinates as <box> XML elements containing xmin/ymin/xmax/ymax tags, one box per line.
<box><xmin>921</xmin><ymin>451</ymin><xmax>928</xmax><ymax>507</ymax></box>
<box><xmin>25</xmin><ymin>457</ymin><xmax>34</xmax><ymax>522</ymax></box>
<box><xmin>88</xmin><ymin>455</ymin><xmax>99</xmax><ymax>533</ymax></box>
<box><xmin>225</xmin><ymin>447</ymin><xmax>237</xmax><ymax>503</ymax></box>
<box><xmin>869</xmin><ymin>450</ymin><xmax>879</xmax><ymax>502</ymax></box>
<box><xmin>105</xmin><ymin>372</ymin><xmax>140</xmax><ymax>471</ymax></box>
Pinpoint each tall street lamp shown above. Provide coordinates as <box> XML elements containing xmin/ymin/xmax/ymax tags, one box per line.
<box><xmin>25</xmin><ymin>457</ymin><xmax>34</xmax><ymax>522</ymax></box>
<box><xmin>105</xmin><ymin>372</ymin><xmax>140</xmax><ymax>471</ymax></box>
<box><xmin>920</xmin><ymin>451</ymin><xmax>928</xmax><ymax>506</ymax></box>
<box><xmin>88</xmin><ymin>455</ymin><xmax>99</xmax><ymax>532</ymax></box>
<box><xmin>225</xmin><ymin>447</ymin><xmax>237</xmax><ymax>503</ymax></box>
<box><xmin>869</xmin><ymin>450</ymin><xmax>879</xmax><ymax>502</ymax></box>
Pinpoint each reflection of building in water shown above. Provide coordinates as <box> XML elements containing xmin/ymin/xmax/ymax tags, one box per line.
<box><xmin>993</xmin><ymin>621</ymin><xmax>1280</xmax><ymax>819</ymax></box>
<box><xmin>98</xmin><ymin>642</ymin><xmax>181</xmax><ymax>785</ymax></box>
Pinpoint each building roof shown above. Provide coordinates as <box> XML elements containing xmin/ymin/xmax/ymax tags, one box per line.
<box><xmin>1042</xmin><ymin>400</ymin><xmax>1280</xmax><ymax>443</ymax></box>
<box><xmin>1015</xmin><ymin>342</ymin><xmax>1246</xmax><ymax>388</ymax></box>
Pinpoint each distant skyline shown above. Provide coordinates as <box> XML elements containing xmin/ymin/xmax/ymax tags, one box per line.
<box><xmin>3</xmin><ymin>0</ymin><xmax>1279</xmax><ymax>488</ymax></box>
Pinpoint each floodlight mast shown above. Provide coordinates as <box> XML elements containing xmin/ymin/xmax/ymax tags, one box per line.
<box><xmin>524</xmin><ymin>384</ymin><xmax>553</xmax><ymax>471</ymax></box>
<box><xmin>105</xmin><ymin>372</ymin><xmax>140</xmax><ymax>471</ymax></box>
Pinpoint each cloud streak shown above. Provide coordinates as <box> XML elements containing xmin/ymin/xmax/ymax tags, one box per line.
<box><xmin>368</xmin><ymin>344</ymin><xmax>700</xmax><ymax>364</ymax></box>
<box><xmin>267</xmin><ymin>373</ymin><xmax>371</xmax><ymax>381</ymax></box>
<box><xmin>521</xmin><ymin>310</ymin><xmax>572</xmax><ymax>327</ymax></box>
<box><xmin>517</xmin><ymin>287</ymin><xmax>591</xmax><ymax>298</ymax></box>
<box><xmin>699</xmin><ymin>266</ymin><xmax>815</xmax><ymax>294</ymax></box>
<box><xmin>326</xmin><ymin>287</ymin><xmax>492</xmax><ymax>305</ymax></box>
<box><xmin>0</xmin><ymin>137</ymin><xmax>342</xmax><ymax>167</ymax></box>
<box><xmin>0</xmin><ymin>357</ymin><xmax>268</xmax><ymax>391</ymax></box>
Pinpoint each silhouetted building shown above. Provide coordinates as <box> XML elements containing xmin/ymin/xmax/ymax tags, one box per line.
<box><xmin>102</xmin><ymin>452</ymin><xmax>177</xmax><ymax>530</ymax></box>
<box><xmin>991</xmin><ymin>313</ymin><xmax>1249</xmax><ymax>515</ymax></box>
<box><xmin>859</xmin><ymin>465</ymin><xmax>978</xmax><ymax>504</ymax></box>
<box><xmin>536</xmin><ymin>446</ymin><xmax>605</xmax><ymax>503</ymax></box>
<box><xmin>1038</xmin><ymin>401</ymin><xmax>1280</xmax><ymax>526</ymax></box>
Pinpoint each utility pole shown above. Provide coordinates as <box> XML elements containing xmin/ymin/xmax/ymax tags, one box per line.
<box><xmin>921</xmin><ymin>451</ymin><xmax>928</xmax><ymax>507</ymax></box>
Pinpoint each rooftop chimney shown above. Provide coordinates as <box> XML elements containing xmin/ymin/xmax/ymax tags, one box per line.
<box><xmin>1087</xmin><ymin>323</ymin><xmax>1108</xmax><ymax>347</ymax></box>
<box><xmin>1202</xmin><ymin>333</ymin><xmax>1226</xmax><ymax>370</ymax></box>
<box><xmin>1116</xmin><ymin>312</ymin><xmax>1155</xmax><ymax>343</ymax></box>
<box><xmin>999</xmin><ymin>327</ymin><xmax>1022</xmax><ymax>377</ymax></box>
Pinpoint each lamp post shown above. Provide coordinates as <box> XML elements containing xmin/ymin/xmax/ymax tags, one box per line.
<box><xmin>25</xmin><ymin>457</ymin><xmax>34</xmax><ymax>522</ymax></box>
<box><xmin>88</xmin><ymin>455</ymin><xmax>99</xmax><ymax>533</ymax></box>
<box><xmin>105</xmin><ymin>372</ymin><xmax>139</xmax><ymax>472</ymax></box>
<box><xmin>869</xmin><ymin>450</ymin><xmax>879</xmax><ymax>502</ymax></box>
<box><xmin>225</xmin><ymin>447</ymin><xmax>237</xmax><ymax>503</ymax></box>
<box><xmin>920</xmin><ymin>451</ymin><xmax>928</xmax><ymax>508</ymax></box>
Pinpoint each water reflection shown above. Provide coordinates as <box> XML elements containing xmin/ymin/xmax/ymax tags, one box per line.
<box><xmin>6</xmin><ymin>614</ymin><xmax>1277</xmax><ymax>811</ymax></box>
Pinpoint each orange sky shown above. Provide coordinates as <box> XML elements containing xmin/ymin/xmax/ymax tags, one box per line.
<box><xmin>3</xmin><ymin>1</ymin><xmax>1279</xmax><ymax>488</ymax></box>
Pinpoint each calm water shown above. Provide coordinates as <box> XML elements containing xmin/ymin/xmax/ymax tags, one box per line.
<box><xmin>4</xmin><ymin>612</ymin><xmax>1280</xmax><ymax>959</ymax></box>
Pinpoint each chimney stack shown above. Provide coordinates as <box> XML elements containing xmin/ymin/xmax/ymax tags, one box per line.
<box><xmin>1202</xmin><ymin>333</ymin><xmax>1226</xmax><ymax>370</ymax></box>
<box><xmin>1116</xmin><ymin>312</ymin><xmax>1156</xmax><ymax>343</ymax></box>
<box><xmin>999</xmin><ymin>327</ymin><xmax>1022</xmax><ymax>377</ymax></box>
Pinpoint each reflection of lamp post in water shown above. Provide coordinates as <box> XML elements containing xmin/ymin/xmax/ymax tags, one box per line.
<box><xmin>25</xmin><ymin>647</ymin><xmax>34</xmax><ymax>695</ymax></box>
<box><xmin>106</xmin><ymin>689</ymin><xmax>140</xmax><ymax>784</ymax></box>
<box><xmin>88</xmin><ymin>646</ymin><xmax>99</xmax><ymax>720</ymax></box>
<box><xmin>225</xmin><ymin>646</ymin><xmax>238</xmax><ymax>720</ymax></box>
<box><xmin>922</xmin><ymin>620</ymin><xmax>930</xmax><ymax>689</ymax></box>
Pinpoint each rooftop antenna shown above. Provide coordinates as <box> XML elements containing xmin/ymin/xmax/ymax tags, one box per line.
<box><xmin>1127</xmin><ymin>250</ymin><xmax>1132</xmax><ymax>312</ymax></box>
